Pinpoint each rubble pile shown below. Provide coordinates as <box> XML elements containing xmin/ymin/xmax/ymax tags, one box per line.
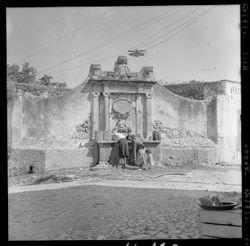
<box><xmin>153</xmin><ymin>120</ymin><xmax>214</xmax><ymax>146</ymax></box>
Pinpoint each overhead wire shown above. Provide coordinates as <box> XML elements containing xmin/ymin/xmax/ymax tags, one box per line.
<box><xmin>130</xmin><ymin>5</ymin><xmax>201</xmax><ymax>50</ymax></box>
<box><xmin>46</xmin><ymin>51</ymin><xmax>127</xmax><ymax>74</ymax></box>
<box><xmin>42</xmin><ymin>6</ymin><xmax>216</xmax><ymax>76</ymax></box>
<box><xmin>37</xmin><ymin>6</ymin><xmax>185</xmax><ymax>74</ymax></box>
<box><xmin>23</xmin><ymin>7</ymin><xmax>115</xmax><ymax>61</ymax></box>
<box><xmin>144</xmin><ymin>5</ymin><xmax>217</xmax><ymax>50</ymax></box>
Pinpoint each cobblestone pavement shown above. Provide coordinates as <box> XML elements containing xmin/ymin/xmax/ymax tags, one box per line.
<box><xmin>8</xmin><ymin>185</ymin><xmax>240</xmax><ymax>240</ymax></box>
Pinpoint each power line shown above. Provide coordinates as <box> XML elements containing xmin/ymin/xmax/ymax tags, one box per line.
<box><xmin>37</xmin><ymin>6</ymin><xmax>184</xmax><ymax>74</ymax></box>
<box><xmin>23</xmin><ymin>7</ymin><xmax>115</xmax><ymax>61</ymax></box>
<box><xmin>46</xmin><ymin>50</ymin><xmax>127</xmax><ymax>74</ymax></box>
<box><xmin>130</xmin><ymin>6</ymin><xmax>201</xmax><ymax>50</ymax></box>
<box><xmin>39</xmin><ymin>6</ymin><xmax>216</xmax><ymax>76</ymax></box>
<box><xmin>144</xmin><ymin>6</ymin><xmax>216</xmax><ymax>50</ymax></box>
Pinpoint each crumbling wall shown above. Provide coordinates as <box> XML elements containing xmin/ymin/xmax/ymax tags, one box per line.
<box><xmin>153</xmin><ymin>83</ymin><xmax>208</xmax><ymax>137</ymax></box>
<box><xmin>9</xmin><ymin>82</ymin><xmax>92</xmax><ymax>148</ymax></box>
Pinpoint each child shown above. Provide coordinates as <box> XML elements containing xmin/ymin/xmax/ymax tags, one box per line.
<box><xmin>136</xmin><ymin>144</ymin><xmax>147</xmax><ymax>170</ymax></box>
<box><xmin>145</xmin><ymin>149</ymin><xmax>154</xmax><ymax>170</ymax></box>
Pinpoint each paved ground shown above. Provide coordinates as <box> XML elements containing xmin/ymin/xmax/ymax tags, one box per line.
<box><xmin>8</xmin><ymin>163</ymin><xmax>241</xmax><ymax>240</ymax></box>
<box><xmin>8</xmin><ymin>185</ymin><xmax>240</xmax><ymax>240</ymax></box>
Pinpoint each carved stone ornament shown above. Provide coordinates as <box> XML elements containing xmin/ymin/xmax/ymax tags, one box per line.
<box><xmin>113</xmin><ymin>56</ymin><xmax>132</xmax><ymax>78</ymax></box>
<box><xmin>141</xmin><ymin>66</ymin><xmax>155</xmax><ymax>81</ymax></box>
<box><xmin>89</xmin><ymin>64</ymin><xmax>102</xmax><ymax>78</ymax></box>
<box><xmin>113</xmin><ymin>99</ymin><xmax>132</xmax><ymax>115</ymax></box>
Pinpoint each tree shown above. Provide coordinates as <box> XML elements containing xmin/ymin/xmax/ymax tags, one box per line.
<box><xmin>7</xmin><ymin>63</ymin><xmax>21</xmax><ymax>83</ymax></box>
<box><xmin>39</xmin><ymin>74</ymin><xmax>53</xmax><ymax>86</ymax></box>
<box><xmin>7</xmin><ymin>62</ymin><xmax>37</xmax><ymax>84</ymax></box>
<box><xmin>20</xmin><ymin>62</ymin><xmax>37</xmax><ymax>84</ymax></box>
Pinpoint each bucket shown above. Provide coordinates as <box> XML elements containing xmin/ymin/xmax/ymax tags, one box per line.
<box><xmin>153</xmin><ymin>131</ymin><xmax>161</xmax><ymax>141</ymax></box>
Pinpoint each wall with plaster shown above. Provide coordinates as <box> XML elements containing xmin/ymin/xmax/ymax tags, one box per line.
<box><xmin>8</xmin><ymin>82</ymin><xmax>92</xmax><ymax>148</ymax></box>
<box><xmin>153</xmin><ymin>83</ymin><xmax>208</xmax><ymax>137</ymax></box>
<box><xmin>216</xmin><ymin>81</ymin><xmax>241</xmax><ymax>162</ymax></box>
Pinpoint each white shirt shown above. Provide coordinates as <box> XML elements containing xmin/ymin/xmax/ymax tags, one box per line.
<box><xmin>114</xmin><ymin>132</ymin><xmax>126</xmax><ymax>140</ymax></box>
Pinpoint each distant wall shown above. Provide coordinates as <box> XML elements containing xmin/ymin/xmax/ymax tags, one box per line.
<box><xmin>153</xmin><ymin>83</ymin><xmax>208</xmax><ymax>137</ymax></box>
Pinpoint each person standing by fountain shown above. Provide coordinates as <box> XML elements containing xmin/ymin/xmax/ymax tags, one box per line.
<box><xmin>112</xmin><ymin>128</ymin><xmax>129</xmax><ymax>168</ymax></box>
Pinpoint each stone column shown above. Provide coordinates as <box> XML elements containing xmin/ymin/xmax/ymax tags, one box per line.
<box><xmin>136</xmin><ymin>94</ymin><xmax>143</xmax><ymax>136</ymax></box>
<box><xmin>146</xmin><ymin>93</ymin><xmax>153</xmax><ymax>139</ymax></box>
<box><xmin>103</xmin><ymin>92</ymin><xmax>109</xmax><ymax>131</ymax></box>
<box><xmin>92</xmin><ymin>92</ymin><xmax>100</xmax><ymax>139</ymax></box>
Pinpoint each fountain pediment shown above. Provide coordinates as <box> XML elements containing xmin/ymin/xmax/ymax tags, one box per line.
<box><xmin>88</xmin><ymin>56</ymin><xmax>156</xmax><ymax>82</ymax></box>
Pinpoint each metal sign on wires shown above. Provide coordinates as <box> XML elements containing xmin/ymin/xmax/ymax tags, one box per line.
<box><xmin>128</xmin><ymin>49</ymin><xmax>146</xmax><ymax>57</ymax></box>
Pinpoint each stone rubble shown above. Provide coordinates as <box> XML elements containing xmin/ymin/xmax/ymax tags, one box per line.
<box><xmin>153</xmin><ymin>120</ymin><xmax>214</xmax><ymax>146</ymax></box>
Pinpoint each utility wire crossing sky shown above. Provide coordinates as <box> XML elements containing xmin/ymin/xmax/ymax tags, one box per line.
<box><xmin>7</xmin><ymin>5</ymin><xmax>240</xmax><ymax>88</ymax></box>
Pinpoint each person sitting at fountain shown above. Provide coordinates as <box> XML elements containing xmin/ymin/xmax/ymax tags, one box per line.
<box><xmin>112</xmin><ymin>128</ymin><xmax>129</xmax><ymax>168</ymax></box>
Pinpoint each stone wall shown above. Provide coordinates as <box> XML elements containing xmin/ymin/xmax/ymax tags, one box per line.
<box><xmin>153</xmin><ymin>83</ymin><xmax>208</xmax><ymax>137</ymax></box>
<box><xmin>162</xmin><ymin>80</ymin><xmax>241</xmax><ymax>163</ymax></box>
<box><xmin>9</xmin><ymin>148</ymin><xmax>46</xmax><ymax>176</ymax></box>
<box><xmin>8</xmin><ymin>82</ymin><xmax>92</xmax><ymax>148</ymax></box>
<box><xmin>8</xmin><ymin>74</ymin><xmax>240</xmax><ymax>173</ymax></box>
<box><xmin>8</xmin><ymin>80</ymin><xmax>219</xmax><ymax>174</ymax></box>
<box><xmin>216</xmin><ymin>81</ymin><xmax>241</xmax><ymax>162</ymax></box>
<box><xmin>161</xmin><ymin>145</ymin><xmax>218</xmax><ymax>166</ymax></box>
<box><xmin>8</xmin><ymin>147</ymin><xmax>94</xmax><ymax>176</ymax></box>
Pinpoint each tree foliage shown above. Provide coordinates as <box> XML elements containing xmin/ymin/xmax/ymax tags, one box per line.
<box><xmin>7</xmin><ymin>62</ymin><xmax>69</xmax><ymax>97</ymax></box>
<box><xmin>39</xmin><ymin>74</ymin><xmax>53</xmax><ymax>86</ymax></box>
<box><xmin>7</xmin><ymin>62</ymin><xmax>37</xmax><ymax>84</ymax></box>
<box><xmin>7</xmin><ymin>63</ymin><xmax>21</xmax><ymax>83</ymax></box>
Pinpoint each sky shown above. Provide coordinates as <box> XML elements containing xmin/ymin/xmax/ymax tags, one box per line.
<box><xmin>7</xmin><ymin>5</ymin><xmax>240</xmax><ymax>88</ymax></box>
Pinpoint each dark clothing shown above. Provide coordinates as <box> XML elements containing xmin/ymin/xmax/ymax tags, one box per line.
<box><xmin>118</xmin><ymin>138</ymin><xmax>129</xmax><ymax>158</ymax></box>
<box><xmin>127</xmin><ymin>135</ymin><xmax>144</xmax><ymax>165</ymax></box>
